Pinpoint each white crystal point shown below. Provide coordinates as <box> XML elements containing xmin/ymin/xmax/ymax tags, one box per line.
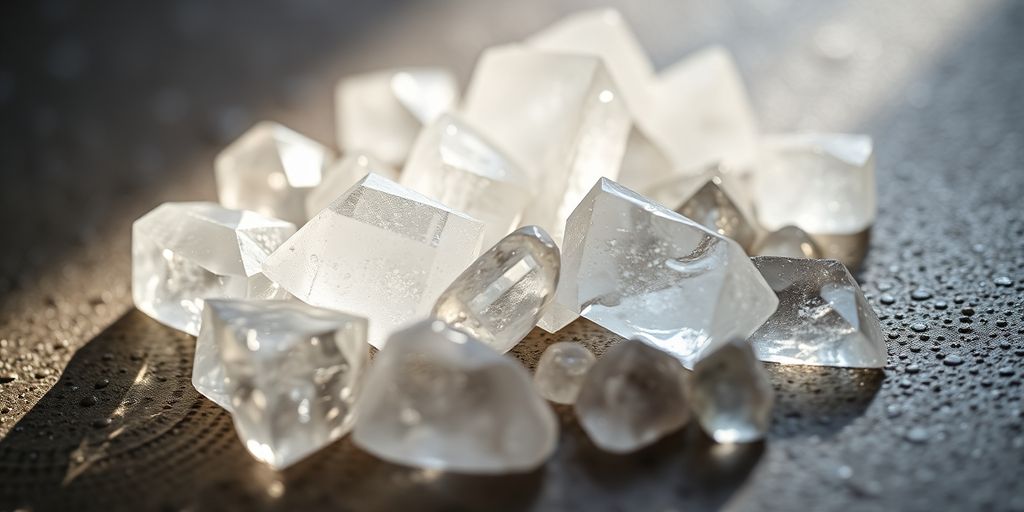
<box><xmin>215</xmin><ymin>122</ymin><xmax>335</xmax><ymax>225</ymax></box>
<box><xmin>674</xmin><ymin>179</ymin><xmax>759</xmax><ymax>252</ymax></box>
<box><xmin>193</xmin><ymin>299</ymin><xmax>368</xmax><ymax>469</ymax></box>
<box><xmin>755</xmin><ymin>225</ymin><xmax>823</xmax><ymax>259</ymax></box>
<box><xmin>305</xmin><ymin>153</ymin><xmax>396</xmax><ymax>218</ymax></box>
<box><xmin>262</xmin><ymin>173</ymin><xmax>485</xmax><ymax>348</ymax></box>
<box><xmin>750</xmin><ymin>257</ymin><xmax>886</xmax><ymax>368</ymax></box>
<box><xmin>461</xmin><ymin>45</ymin><xmax>631</xmax><ymax>244</ymax></box>
<box><xmin>335</xmin><ymin>68</ymin><xmax>458</xmax><ymax>166</ymax></box>
<box><xmin>551</xmin><ymin>178</ymin><xmax>778</xmax><ymax>368</ymax></box>
<box><xmin>431</xmin><ymin>226</ymin><xmax>559</xmax><ymax>354</ymax></box>
<box><xmin>132</xmin><ymin>202</ymin><xmax>296</xmax><ymax>335</ymax></box>
<box><xmin>400</xmin><ymin>113</ymin><xmax>532</xmax><ymax>247</ymax></box>
<box><xmin>534</xmin><ymin>341</ymin><xmax>596</xmax><ymax>404</ymax></box>
<box><xmin>618</xmin><ymin>127</ymin><xmax>676</xmax><ymax>192</ymax></box>
<box><xmin>352</xmin><ymin>319</ymin><xmax>558</xmax><ymax>474</ymax></box>
<box><xmin>691</xmin><ymin>340</ymin><xmax>774</xmax><ymax>444</ymax></box>
<box><xmin>575</xmin><ymin>339</ymin><xmax>691</xmax><ymax>453</ymax></box>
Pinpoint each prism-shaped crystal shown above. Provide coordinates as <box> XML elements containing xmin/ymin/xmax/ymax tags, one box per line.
<box><xmin>431</xmin><ymin>226</ymin><xmax>559</xmax><ymax>353</ymax></box>
<box><xmin>533</xmin><ymin>341</ymin><xmax>596</xmax><ymax>404</ymax></box>
<box><xmin>548</xmin><ymin>178</ymin><xmax>778</xmax><ymax>368</ymax></box>
<box><xmin>750</xmin><ymin>257</ymin><xmax>886</xmax><ymax>368</ymax></box>
<box><xmin>674</xmin><ymin>179</ymin><xmax>759</xmax><ymax>252</ymax></box>
<box><xmin>263</xmin><ymin>173</ymin><xmax>484</xmax><ymax>348</ymax></box>
<box><xmin>215</xmin><ymin>122</ymin><xmax>335</xmax><ymax>225</ymax></box>
<box><xmin>352</xmin><ymin>320</ymin><xmax>557</xmax><ymax>474</ymax></box>
<box><xmin>690</xmin><ymin>340</ymin><xmax>774</xmax><ymax>443</ymax></box>
<box><xmin>132</xmin><ymin>202</ymin><xmax>296</xmax><ymax>335</ymax></box>
<box><xmin>462</xmin><ymin>46</ymin><xmax>631</xmax><ymax>244</ymax></box>
<box><xmin>336</xmin><ymin>68</ymin><xmax>458</xmax><ymax>165</ymax></box>
<box><xmin>754</xmin><ymin>225</ymin><xmax>822</xmax><ymax>259</ymax></box>
<box><xmin>305</xmin><ymin>153</ymin><xmax>397</xmax><ymax>218</ymax></box>
<box><xmin>400</xmin><ymin>113</ymin><xmax>531</xmax><ymax>247</ymax></box>
<box><xmin>193</xmin><ymin>300</ymin><xmax>368</xmax><ymax>469</ymax></box>
<box><xmin>575</xmin><ymin>339</ymin><xmax>691</xmax><ymax>453</ymax></box>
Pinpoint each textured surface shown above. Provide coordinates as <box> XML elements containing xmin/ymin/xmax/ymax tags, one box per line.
<box><xmin>1</xmin><ymin>1</ymin><xmax>1023</xmax><ymax>511</ymax></box>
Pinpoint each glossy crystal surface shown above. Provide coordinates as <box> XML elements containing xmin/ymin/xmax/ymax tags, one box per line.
<box><xmin>754</xmin><ymin>225</ymin><xmax>823</xmax><ymax>259</ymax></box>
<box><xmin>533</xmin><ymin>341</ymin><xmax>596</xmax><ymax>404</ymax></box>
<box><xmin>305</xmin><ymin>153</ymin><xmax>397</xmax><ymax>218</ymax></box>
<box><xmin>691</xmin><ymin>340</ymin><xmax>774</xmax><ymax>443</ymax></box>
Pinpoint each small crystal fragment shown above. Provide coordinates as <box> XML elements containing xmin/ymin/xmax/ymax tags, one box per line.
<box><xmin>215</xmin><ymin>122</ymin><xmax>335</xmax><ymax>225</ymax></box>
<box><xmin>194</xmin><ymin>299</ymin><xmax>368</xmax><ymax>469</ymax></box>
<box><xmin>690</xmin><ymin>340</ymin><xmax>774</xmax><ymax>443</ymax></box>
<box><xmin>305</xmin><ymin>153</ymin><xmax>397</xmax><ymax>218</ymax></box>
<box><xmin>575</xmin><ymin>339</ymin><xmax>691</xmax><ymax>453</ymax></box>
<box><xmin>431</xmin><ymin>226</ymin><xmax>559</xmax><ymax>353</ymax></box>
<box><xmin>754</xmin><ymin>225</ymin><xmax>823</xmax><ymax>259</ymax></box>
<box><xmin>674</xmin><ymin>179</ymin><xmax>759</xmax><ymax>252</ymax></box>
<box><xmin>132</xmin><ymin>202</ymin><xmax>296</xmax><ymax>335</ymax></box>
<box><xmin>533</xmin><ymin>341</ymin><xmax>596</xmax><ymax>404</ymax></box>
<box><xmin>352</xmin><ymin>320</ymin><xmax>557</xmax><ymax>473</ymax></box>
<box><xmin>263</xmin><ymin>173</ymin><xmax>484</xmax><ymax>348</ymax></box>
<box><xmin>750</xmin><ymin>256</ymin><xmax>886</xmax><ymax>368</ymax></box>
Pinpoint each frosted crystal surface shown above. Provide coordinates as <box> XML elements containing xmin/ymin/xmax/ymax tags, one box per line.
<box><xmin>690</xmin><ymin>340</ymin><xmax>774</xmax><ymax>443</ymax></box>
<box><xmin>305</xmin><ymin>153</ymin><xmax>397</xmax><ymax>218</ymax></box>
<box><xmin>754</xmin><ymin>225</ymin><xmax>823</xmax><ymax>259</ymax></box>
<box><xmin>675</xmin><ymin>179</ymin><xmax>759</xmax><ymax>252</ymax></box>
<box><xmin>533</xmin><ymin>341</ymin><xmax>596</xmax><ymax>404</ymax></box>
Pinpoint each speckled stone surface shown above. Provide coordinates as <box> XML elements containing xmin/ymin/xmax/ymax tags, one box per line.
<box><xmin>1</xmin><ymin>1</ymin><xmax>1023</xmax><ymax>511</ymax></box>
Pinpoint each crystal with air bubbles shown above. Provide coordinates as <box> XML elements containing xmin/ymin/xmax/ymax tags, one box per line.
<box><xmin>533</xmin><ymin>341</ymin><xmax>596</xmax><ymax>404</ymax></box>
<box><xmin>690</xmin><ymin>340</ymin><xmax>774</xmax><ymax>443</ymax></box>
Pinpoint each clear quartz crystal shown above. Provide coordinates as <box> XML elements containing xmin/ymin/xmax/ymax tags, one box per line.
<box><xmin>215</xmin><ymin>122</ymin><xmax>335</xmax><ymax>225</ymax></box>
<box><xmin>262</xmin><ymin>173</ymin><xmax>484</xmax><ymax>348</ymax></box>
<box><xmin>305</xmin><ymin>153</ymin><xmax>397</xmax><ymax>218</ymax></box>
<box><xmin>400</xmin><ymin>113</ymin><xmax>532</xmax><ymax>247</ymax></box>
<box><xmin>533</xmin><ymin>341</ymin><xmax>596</xmax><ymax>404</ymax></box>
<box><xmin>352</xmin><ymin>320</ymin><xmax>557</xmax><ymax>474</ymax></box>
<box><xmin>755</xmin><ymin>225</ymin><xmax>823</xmax><ymax>259</ymax></box>
<box><xmin>690</xmin><ymin>340</ymin><xmax>774</xmax><ymax>443</ymax></box>
<box><xmin>750</xmin><ymin>256</ymin><xmax>886</xmax><ymax>368</ymax></box>
<box><xmin>132</xmin><ymin>202</ymin><xmax>296</xmax><ymax>335</ymax></box>
<box><xmin>193</xmin><ymin>299</ymin><xmax>368</xmax><ymax>469</ymax></box>
<box><xmin>674</xmin><ymin>179</ymin><xmax>759</xmax><ymax>252</ymax></box>
<box><xmin>431</xmin><ymin>226</ymin><xmax>559</xmax><ymax>353</ymax></box>
<box><xmin>575</xmin><ymin>339</ymin><xmax>691</xmax><ymax>453</ymax></box>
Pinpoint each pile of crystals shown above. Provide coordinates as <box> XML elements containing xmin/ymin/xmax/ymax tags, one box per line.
<box><xmin>131</xmin><ymin>9</ymin><xmax>885</xmax><ymax>471</ymax></box>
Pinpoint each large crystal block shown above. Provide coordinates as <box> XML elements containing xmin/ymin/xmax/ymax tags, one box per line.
<box><xmin>750</xmin><ymin>257</ymin><xmax>886</xmax><ymax>368</ymax></box>
<box><xmin>305</xmin><ymin>153</ymin><xmax>396</xmax><ymax>218</ymax></box>
<box><xmin>549</xmin><ymin>178</ymin><xmax>778</xmax><ymax>368</ymax></box>
<box><xmin>754</xmin><ymin>225</ymin><xmax>822</xmax><ymax>259</ymax></box>
<box><xmin>335</xmin><ymin>68</ymin><xmax>458</xmax><ymax>166</ymax></box>
<box><xmin>215</xmin><ymin>122</ymin><xmax>335</xmax><ymax>225</ymax></box>
<box><xmin>690</xmin><ymin>340</ymin><xmax>774</xmax><ymax>444</ymax></box>
<box><xmin>674</xmin><ymin>178</ymin><xmax>759</xmax><ymax>252</ymax></box>
<box><xmin>132</xmin><ymin>202</ymin><xmax>296</xmax><ymax>335</ymax></box>
<box><xmin>400</xmin><ymin>113</ymin><xmax>531</xmax><ymax>247</ymax></box>
<box><xmin>262</xmin><ymin>173</ymin><xmax>485</xmax><ymax>348</ymax></box>
<box><xmin>461</xmin><ymin>46</ymin><xmax>631</xmax><ymax>244</ymax></box>
<box><xmin>431</xmin><ymin>226</ymin><xmax>559</xmax><ymax>354</ymax></box>
<box><xmin>533</xmin><ymin>341</ymin><xmax>596</xmax><ymax>404</ymax></box>
<box><xmin>352</xmin><ymin>320</ymin><xmax>557</xmax><ymax>474</ymax></box>
<box><xmin>575</xmin><ymin>339</ymin><xmax>691</xmax><ymax>453</ymax></box>
<box><xmin>194</xmin><ymin>300</ymin><xmax>368</xmax><ymax>469</ymax></box>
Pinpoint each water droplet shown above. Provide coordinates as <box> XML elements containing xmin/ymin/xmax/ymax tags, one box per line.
<box><xmin>79</xmin><ymin>396</ymin><xmax>98</xmax><ymax>407</ymax></box>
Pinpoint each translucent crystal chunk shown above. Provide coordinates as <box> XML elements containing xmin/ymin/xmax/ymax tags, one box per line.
<box><xmin>750</xmin><ymin>257</ymin><xmax>886</xmax><ymax>368</ymax></box>
<box><xmin>431</xmin><ymin>226</ymin><xmax>559</xmax><ymax>353</ymax></box>
<box><xmin>400</xmin><ymin>113</ymin><xmax>532</xmax><ymax>247</ymax></box>
<box><xmin>262</xmin><ymin>173</ymin><xmax>484</xmax><ymax>348</ymax></box>
<box><xmin>215</xmin><ymin>122</ymin><xmax>335</xmax><ymax>225</ymax></box>
<box><xmin>132</xmin><ymin>202</ymin><xmax>296</xmax><ymax>335</ymax></box>
<box><xmin>618</xmin><ymin>127</ymin><xmax>675</xmax><ymax>192</ymax></box>
<box><xmin>575</xmin><ymin>339</ymin><xmax>691</xmax><ymax>453</ymax></box>
<box><xmin>690</xmin><ymin>340</ymin><xmax>774</xmax><ymax>443</ymax></box>
<box><xmin>352</xmin><ymin>320</ymin><xmax>557</xmax><ymax>474</ymax></box>
<box><xmin>533</xmin><ymin>341</ymin><xmax>596</xmax><ymax>404</ymax></box>
<box><xmin>305</xmin><ymin>153</ymin><xmax>396</xmax><ymax>218</ymax></box>
<box><xmin>754</xmin><ymin>225</ymin><xmax>823</xmax><ymax>259</ymax></box>
<box><xmin>675</xmin><ymin>179</ymin><xmax>759</xmax><ymax>252</ymax></box>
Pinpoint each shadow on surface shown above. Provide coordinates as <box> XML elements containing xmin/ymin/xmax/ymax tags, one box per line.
<box><xmin>765</xmin><ymin>363</ymin><xmax>884</xmax><ymax>439</ymax></box>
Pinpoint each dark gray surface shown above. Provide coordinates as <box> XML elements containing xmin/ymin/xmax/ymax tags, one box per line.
<box><xmin>1</xmin><ymin>1</ymin><xmax>1023</xmax><ymax>511</ymax></box>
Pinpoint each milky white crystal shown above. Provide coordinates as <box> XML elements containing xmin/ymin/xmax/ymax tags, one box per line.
<box><xmin>754</xmin><ymin>225</ymin><xmax>822</xmax><ymax>259</ymax></box>
<box><xmin>305</xmin><ymin>152</ymin><xmax>397</xmax><ymax>218</ymax></box>
<box><xmin>690</xmin><ymin>340</ymin><xmax>774</xmax><ymax>444</ymax></box>
<box><xmin>132</xmin><ymin>202</ymin><xmax>296</xmax><ymax>335</ymax></box>
<box><xmin>352</xmin><ymin>320</ymin><xmax>557</xmax><ymax>474</ymax></box>
<box><xmin>533</xmin><ymin>341</ymin><xmax>596</xmax><ymax>404</ymax></box>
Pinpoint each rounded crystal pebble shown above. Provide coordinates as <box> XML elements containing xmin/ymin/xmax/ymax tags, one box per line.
<box><xmin>690</xmin><ymin>340</ymin><xmax>774</xmax><ymax>443</ymax></box>
<box><xmin>534</xmin><ymin>342</ymin><xmax>596</xmax><ymax>404</ymax></box>
<box><xmin>754</xmin><ymin>225</ymin><xmax>822</xmax><ymax>259</ymax></box>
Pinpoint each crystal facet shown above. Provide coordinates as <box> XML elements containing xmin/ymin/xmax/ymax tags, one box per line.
<box><xmin>750</xmin><ymin>257</ymin><xmax>886</xmax><ymax>368</ymax></box>
<box><xmin>690</xmin><ymin>340</ymin><xmax>774</xmax><ymax>443</ymax></box>
<box><xmin>215</xmin><ymin>122</ymin><xmax>335</xmax><ymax>225</ymax></box>
<box><xmin>674</xmin><ymin>179</ymin><xmax>759</xmax><ymax>252</ymax></box>
<box><xmin>431</xmin><ymin>226</ymin><xmax>559</xmax><ymax>354</ymax></box>
<box><xmin>533</xmin><ymin>341</ymin><xmax>596</xmax><ymax>404</ymax></box>
<box><xmin>754</xmin><ymin>225</ymin><xmax>823</xmax><ymax>259</ymax></box>
<box><xmin>305</xmin><ymin>153</ymin><xmax>397</xmax><ymax>218</ymax></box>
<box><xmin>575</xmin><ymin>339</ymin><xmax>691</xmax><ymax>453</ymax></box>
<box><xmin>132</xmin><ymin>202</ymin><xmax>296</xmax><ymax>335</ymax></box>
<box><xmin>262</xmin><ymin>173</ymin><xmax>484</xmax><ymax>348</ymax></box>
<box><xmin>352</xmin><ymin>320</ymin><xmax>557</xmax><ymax>474</ymax></box>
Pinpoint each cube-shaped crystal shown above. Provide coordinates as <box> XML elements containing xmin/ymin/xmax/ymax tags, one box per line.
<box><xmin>305</xmin><ymin>153</ymin><xmax>397</xmax><ymax>218</ymax></box>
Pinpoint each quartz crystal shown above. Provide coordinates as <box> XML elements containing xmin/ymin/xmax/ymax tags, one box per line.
<box><xmin>352</xmin><ymin>320</ymin><xmax>557</xmax><ymax>473</ymax></box>
<box><xmin>533</xmin><ymin>341</ymin><xmax>596</xmax><ymax>404</ymax></box>
<box><xmin>754</xmin><ymin>225</ymin><xmax>823</xmax><ymax>259</ymax></box>
<box><xmin>618</xmin><ymin>127</ymin><xmax>676</xmax><ymax>192</ymax></box>
<box><xmin>431</xmin><ymin>226</ymin><xmax>559</xmax><ymax>353</ymax></box>
<box><xmin>305</xmin><ymin>153</ymin><xmax>397</xmax><ymax>218</ymax></box>
<box><xmin>215</xmin><ymin>122</ymin><xmax>335</xmax><ymax>225</ymax></box>
<box><xmin>194</xmin><ymin>300</ymin><xmax>368</xmax><ymax>469</ymax></box>
<box><xmin>575</xmin><ymin>339</ymin><xmax>691</xmax><ymax>453</ymax></box>
<box><xmin>547</xmin><ymin>178</ymin><xmax>779</xmax><ymax>368</ymax></box>
<box><xmin>132</xmin><ymin>202</ymin><xmax>296</xmax><ymax>335</ymax></box>
<box><xmin>690</xmin><ymin>340</ymin><xmax>774</xmax><ymax>443</ymax></box>
<box><xmin>336</xmin><ymin>68</ymin><xmax>458</xmax><ymax>165</ymax></box>
<box><xmin>674</xmin><ymin>179</ymin><xmax>759</xmax><ymax>252</ymax></box>
<box><xmin>400</xmin><ymin>113</ymin><xmax>532</xmax><ymax>247</ymax></box>
<box><xmin>262</xmin><ymin>173</ymin><xmax>484</xmax><ymax>348</ymax></box>
<box><xmin>750</xmin><ymin>256</ymin><xmax>886</xmax><ymax>368</ymax></box>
